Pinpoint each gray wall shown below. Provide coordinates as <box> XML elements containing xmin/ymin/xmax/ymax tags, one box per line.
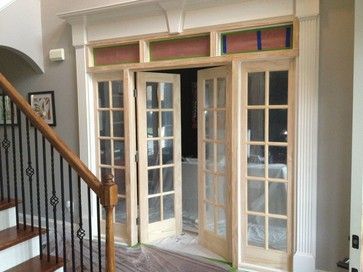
<box><xmin>0</xmin><ymin>0</ymin><xmax>355</xmax><ymax>271</ymax></box>
<box><xmin>0</xmin><ymin>0</ymin><xmax>79</xmax><ymax>152</ymax></box>
<box><xmin>317</xmin><ymin>0</ymin><xmax>354</xmax><ymax>271</ymax></box>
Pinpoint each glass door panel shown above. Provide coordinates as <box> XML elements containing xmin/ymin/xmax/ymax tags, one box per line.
<box><xmin>95</xmin><ymin>76</ymin><xmax>129</xmax><ymax>242</ymax></box>
<box><xmin>242</xmin><ymin>61</ymin><xmax>293</xmax><ymax>270</ymax></box>
<box><xmin>137</xmin><ymin>72</ymin><xmax>181</xmax><ymax>243</ymax></box>
<box><xmin>198</xmin><ymin>66</ymin><xmax>231</xmax><ymax>261</ymax></box>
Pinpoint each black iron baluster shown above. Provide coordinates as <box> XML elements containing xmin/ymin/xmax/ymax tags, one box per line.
<box><xmin>77</xmin><ymin>176</ymin><xmax>85</xmax><ymax>270</ymax></box>
<box><xmin>68</xmin><ymin>166</ymin><xmax>76</xmax><ymax>271</ymax></box>
<box><xmin>96</xmin><ymin>197</ymin><xmax>102</xmax><ymax>272</ymax></box>
<box><xmin>42</xmin><ymin>136</ymin><xmax>50</xmax><ymax>259</ymax></box>
<box><xmin>2</xmin><ymin>95</ymin><xmax>11</xmax><ymax>202</ymax></box>
<box><xmin>60</xmin><ymin>156</ymin><xmax>67</xmax><ymax>271</ymax></box>
<box><xmin>88</xmin><ymin>187</ymin><xmax>93</xmax><ymax>272</ymax></box>
<box><xmin>50</xmin><ymin>146</ymin><xmax>59</xmax><ymax>261</ymax></box>
<box><xmin>10</xmin><ymin>102</ymin><xmax>19</xmax><ymax>226</ymax></box>
<box><xmin>17</xmin><ymin>109</ymin><xmax>25</xmax><ymax>229</ymax></box>
<box><xmin>34</xmin><ymin>128</ymin><xmax>42</xmax><ymax>259</ymax></box>
<box><xmin>25</xmin><ymin>119</ymin><xmax>34</xmax><ymax>229</ymax></box>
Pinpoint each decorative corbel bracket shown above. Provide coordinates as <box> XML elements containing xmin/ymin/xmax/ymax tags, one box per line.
<box><xmin>158</xmin><ymin>0</ymin><xmax>185</xmax><ymax>34</ymax></box>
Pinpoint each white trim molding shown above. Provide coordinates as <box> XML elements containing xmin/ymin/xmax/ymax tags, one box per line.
<box><xmin>293</xmin><ymin>14</ymin><xmax>320</xmax><ymax>272</ymax></box>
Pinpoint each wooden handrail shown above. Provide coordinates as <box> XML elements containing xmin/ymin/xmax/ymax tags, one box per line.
<box><xmin>0</xmin><ymin>73</ymin><xmax>103</xmax><ymax>197</ymax></box>
<box><xmin>0</xmin><ymin>73</ymin><xmax>118</xmax><ymax>271</ymax></box>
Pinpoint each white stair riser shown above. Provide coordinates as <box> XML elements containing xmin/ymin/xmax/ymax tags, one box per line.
<box><xmin>0</xmin><ymin>207</ymin><xmax>16</xmax><ymax>231</ymax></box>
<box><xmin>0</xmin><ymin>236</ymin><xmax>39</xmax><ymax>271</ymax></box>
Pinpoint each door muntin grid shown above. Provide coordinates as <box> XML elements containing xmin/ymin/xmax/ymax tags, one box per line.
<box><xmin>146</xmin><ymin>81</ymin><xmax>176</xmax><ymax>224</ymax></box>
<box><xmin>245</xmin><ymin>70</ymin><xmax>289</xmax><ymax>252</ymax></box>
<box><xmin>97</xmin><ymin>80</ymin><xmax>126</xmax><ymax>224</ymax></box>
<box><xmin>202</xmin><ymin>77</ymin><xmax>227</xmax><ymax>238</ymax></box>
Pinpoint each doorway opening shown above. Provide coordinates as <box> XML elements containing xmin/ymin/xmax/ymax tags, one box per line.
<box><xmin>136</xmin><ymin>67</ymin><xmax>227</xmax><ymax>261</ymax></box>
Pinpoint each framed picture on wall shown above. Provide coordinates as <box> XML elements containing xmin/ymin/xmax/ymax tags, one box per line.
<box><xmin>28</xmin><ymin>91</ymin><xmax>56</xmax><ymax>126</ymax></box>
<box><xmin>0</xmin><ymin>95</ymin><xmax>18</xmax><ymax>125</ymax></box>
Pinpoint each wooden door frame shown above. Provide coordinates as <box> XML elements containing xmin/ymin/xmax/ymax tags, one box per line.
<box><xmin>88</xmin><ymin>54</ymin><xmax>300</xmax><ymax>270</ymax></box>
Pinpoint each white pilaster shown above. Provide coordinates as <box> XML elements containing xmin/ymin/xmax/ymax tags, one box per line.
<box><xmin>71</xmin><ymin>16</ymin><xmax>98</xmax><ymax>231</ymax></box>
<box><xmin>293</xmin><ymin>15</ymin><xmax>320</xmax><ymax>272</ymax></box>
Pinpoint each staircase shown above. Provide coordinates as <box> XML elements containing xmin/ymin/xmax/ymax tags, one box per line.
<box><xmin>0</xmin><ymin>74</ymin><xmax>118</xmax><ymax>271</ymax></box>
<box><xmin>0</xmin><ymin>198</ymin><xmax>62</xmax><ymax>271</ymax></box>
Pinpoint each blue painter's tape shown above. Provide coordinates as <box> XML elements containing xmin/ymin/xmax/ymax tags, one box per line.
<box><xmin>257</xmin><ymin>31</ymin><xmax>262</xmax><ymax>50</ymax></box>
<box><xmin>222</xmin><ymin>35</ymin><xmax>227</xmax><ymax>54</ymax></box>
<box><xmin>286</xmin><ymin>27</ymin><xmax>292</xmax><ymax>48</ymax></box>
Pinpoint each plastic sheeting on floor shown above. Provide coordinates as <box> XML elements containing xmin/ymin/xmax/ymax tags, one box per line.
<box><xmin>45</xmin><ymin>230</ymin><xmax>232</xmax><ymax>271</ymax></box>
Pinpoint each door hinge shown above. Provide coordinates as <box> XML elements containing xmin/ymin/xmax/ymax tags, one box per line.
<box><xmin>135</xmin><ymin>151</ymin><xmax>139</xmax><ymax>162</ymax></box>
<box><xmin>133</xmin><ymin>89</ymin><xmax>137</xmax><ymax>98</ymax></box>
<box><xmin>352</xmin><ymin>234</ymin><xmax>359</xmax><ymax>249</ymax></box>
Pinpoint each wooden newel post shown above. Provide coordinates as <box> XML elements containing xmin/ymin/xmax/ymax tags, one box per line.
<box><xmin>100</xmin><ymin>174</ymin><xmax>118</xmax><ymax>272</ymax></box>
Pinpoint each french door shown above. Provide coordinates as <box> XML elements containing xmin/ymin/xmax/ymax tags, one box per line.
<box><xmin>136</xmin><ymin>72</ymin><xmax>182</xmax><ymax>243</ymax></box>
<box><xmin>197</xmin><ymin>66</ymin><xmax>232</xmax><ymax>261</ymax></box>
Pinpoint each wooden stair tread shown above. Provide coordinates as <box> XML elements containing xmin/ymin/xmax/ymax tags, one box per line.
<box><xmin>0</xmin><ymin>224</ymin><xmax>45</xmax><ymax>251</ymax></box>
<box><xmin>0</xmin><ymin>199</ymin><xmax>17</xmax><ymax>211</ymax></box>
<box><xmin>6</xmin><ymin>255</ymin><xmax>63</xmax><ymax>272</ymax></box>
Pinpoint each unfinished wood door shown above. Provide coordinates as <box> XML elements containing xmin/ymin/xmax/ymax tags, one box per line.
<box><xmin>198</xmin><ymin>67</ymin><xmax>231</xmax><ymax>260</ymax></box>
<box><xmin>137</xmin><ymin>72</ymin><xmax>182</xmax><ymax>243</ymax></box>
<box><xmin>240</xmin><ymin>61</ymin><xmax>294</xmax><ymax>270</ymax></box>
<box><xmin>94</xmin><ymin>72</ymin><xmax>138</xmax><ymax>246</ymax></box>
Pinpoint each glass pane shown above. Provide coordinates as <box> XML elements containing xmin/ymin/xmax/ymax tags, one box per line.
<box><xmin>99</xmin><ymin>111</ymin><xmax>110</xmax><ymax>137</ymax></box>
<box><xmin>268</xmin><ymin>218</ymin><xmax>287</xmax><ymax>251</ymax></box>
<box><xmin>269</xmin><ymin>182</ymin><xmax>287</xmax><ymax>215</ymax></box>
<box><xmin>205</xmin><ymin>173</ymin><xmax>213</xmax><ymax>201</ymax></box>
<box><xmin>115</xmin><ymin>197</ymin><xmax>126</xmax><ymax>224</ymax></box>
<box><xmin>112</xmin><ymin>80</ymin><xmax>123</xmax><ymax>108</ymax></box>
<box><xmin>269</xmin><ymin>71</ymin><xmax>288</xmax><ymax>105</ymax></box>
<box><xmin>216</xmin><ymin>208</ymin><xmax>226</xmax><ymax>237</ymax></box>
<box><xmin>248</xmin><ymin>180</ymin><xmax>265</xmax><ymax>212</ymax></box>
<box><xmin>113</xmin><ymin>140</ymin><xmax>125</xmax><ymax>166</ymax></box>
<box><xmin>113</xmin><ymin>111</ymin><xmax>124</xmax><ymax>137</ymax></box>
<box><xmin>217</xmin><ymin>175</ymin><xmax>226</xmax><ymax>205</ymax></box>
<box><xmin>98</xmin><ymin>81</ymin><xmax>109</xmax><ymax>108</ymax></box>
<box><xmin>147</xmin><ymin>140</ymin><xmax>159</xmax><ymax>166</ymax></box>
<box><xmin>161</xmin><ymin>82</ymin><xmax>173</xmax><ymax>108</ymax></box>
<box><xmin>114</xmin><ymin>169</ymin><xmax>125</xmax><ymax>195</ymax></box>
<box><xmin>248</xmin><ymin>72</ymin><xmax>265</xmax><ymax>105</ymax></box>
<box><xmin>247</xmin><ymin>145</ymin><xmax>265</xmax><ymax>177</ymax></box>
<box><xmin>216</xmin><ymin>111</ymin><xmax>225</xmax><ymax>140</ymax></box>
<box><xmin>205</xmin><ymin>79</ymin><xmax>214</xmax><ymax>108</ymax></box>
<box><xmin>161</xmin><ymin>139</ymin><xmax>173</xmax><ymax>164</ymax></box>
<box><xmin>205</xmin><ymin>142</ymin><xmax>214</xmax><ymax>171</ymax></box>
<box><xmin>161</xmin><ymin>111</ymin><xmax>173</xmax><ymax>137</ymax></box>
<box><xmin>163</xmin><ymin>167</ymin><xmax>174</xmax><ymax>192</ymax></box>
<box><xmin>149</xmin><ymin>197</ymin><xmax>161</xmax><ymax>223</ymax></box>
<box><xmin>100</xmin><ymin>140</ymin><xmax>111</xmax><ymax>165</ymax></box>
<box><xmin>146</xmin><ymin>82</ymin><xmax>159</xmax><ymax>109</ymax></box>
<box><xmin>269</xmin><ymin>109</ymin><xmax>288</xmax><ymax>142</ymax></box>
<box><xmin>216</xmin><ymin>144</ymin><xmax>225</xmax><ymax>172</ymax></box>
<box><xmin>268</xmin><ymin>146</ymin><xmax>287</xmax><ymax>179</ymax></box>
<box><xmin>205</xmin><ymin>202</ymin><xmax>214</xmax><ymax>231</ymax></box>
<box><xmin>217</xmin><ymin>78</ymin><xmax>226</xmax><ymax>107</ymax></box>
<box><xmin>205</xmin><ymin>110</ymin><xmax>214</xmax><ymax>140</ymax></box>
<box><xmin>248</xmin><ymin>109</ymin><xmax>264</xmax><ymax>142</ymax></box>
<box><xmin>147</xmin><ymin>111</ymin><xmax>159</xmax><ymax>138</ymax></box>
<box><xmin>100</xmin><ymin>167</ymin><xmax>112</xmax><ymax>179</ymax></box>
<box><xmin>248</xmin><ymin>215</ymin><xmax>265</xmax><ymax>248</ymax></box>
<box><xmin>148</xmin><ymin>169</ymin><xmax>160</xmax><ymax>195</ymax></box>
<box><xmin>163</xmin><ymin>194</ymin><xmax>175</xmax><ymax>220</ymax></box>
